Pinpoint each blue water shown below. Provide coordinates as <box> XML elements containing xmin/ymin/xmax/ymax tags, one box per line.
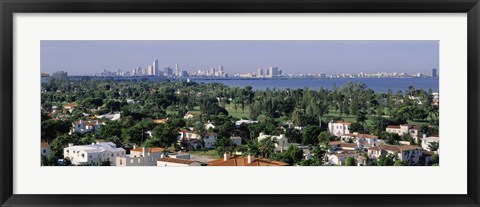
<box><xmin>196</xmin><ymin>78</ymin><xmax>439</xmax><ymax>93</ymax></box>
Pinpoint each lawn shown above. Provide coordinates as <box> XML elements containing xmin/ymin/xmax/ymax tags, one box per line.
<box><xmin>188</xmin><ymin>149</ymin><xmax>221</xmax><ymax>159</ymax></box>
<box><xmin>224</xmin><ymin>103</ymin><xmax>250</xmax><ymax>119</ymax></box>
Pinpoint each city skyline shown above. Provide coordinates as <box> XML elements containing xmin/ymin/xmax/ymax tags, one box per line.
<box><xmin>41</xmin><ymin>40</ymin><xmax>439</xmax><ymax>76</ymax></box>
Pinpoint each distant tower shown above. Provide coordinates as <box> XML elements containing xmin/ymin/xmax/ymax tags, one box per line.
<box><xmin>219</xmin><ymin>65</ymin><xmax>224</xmax><ymax>76</ymax></box>
<box><xmin>257</xmin><ymin>68</ymin><xmax>264</xmax><ymax>77</ymax></box>
<box><xmin>175</xmin><ymin>64</ymin><xmax>180</xmax><ymax>77</ymax></box>
<box><xmin>432</xmin><ymin>68</ymin><xmax>437</xmax><ymax>77</ymax></box>
<box><xmin>153</xmin><ymin>59</ymin><xmax>159</xmax><ymax>76</ymax></box>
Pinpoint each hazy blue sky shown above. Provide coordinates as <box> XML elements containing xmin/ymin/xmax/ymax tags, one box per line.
<box><xmin>41</xmin><ymin>40</ymin><xmax>439</xmax><ymax>76</ymax></box>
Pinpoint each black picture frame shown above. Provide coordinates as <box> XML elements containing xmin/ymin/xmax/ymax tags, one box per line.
<box><xmin>1</xmin><ymin>0</ymin><xmax>479</xmax><ymax>206</ymax></box>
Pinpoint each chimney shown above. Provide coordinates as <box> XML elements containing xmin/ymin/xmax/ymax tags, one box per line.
<box><xmin>142</xmin><ymin>147</ymin><xmax>147</xmax><ymax>157</ymax></box>
<box><xmin>79</xmin><ymin>120</ymin><xmax>83</xmax><ymax>124</ymax></box>
<box><xmin>133</xmin><ymin>144</ymin><xmax>137</xmax><ymax>149</ymax></box>
<box><xmin>68</xmin><ymin>143</ymin><xmax>73</xmax><ymax>147</ymax></box>
<box><xmin>247</xmin><ymin>154</ymin><xmax>255</xmax><ymax>164</ymax></box>
<box><xmin>223</xmin><ymin>152</ymin><xmax>231</xmax><ymax>161</ymax></box>
<box><xmin>423</xmin><ymin>134</ymin><xmax>427</xmax><ymax>139</ymax></box>
<box><xmin>91</xmin><ymin>142</ymin><xmax>95</xmax><ymax>146</ymax></box>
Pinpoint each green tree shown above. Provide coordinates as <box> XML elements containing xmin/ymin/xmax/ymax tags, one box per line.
<box><xmin>345</xmin><ymin>157</ymin><xmax>355</xmax><ymax>166</ymax></box>
<box><xmin>302</xmin><ymin>125</ymin><xmax>321</xmax><ymax>145</ymax></box>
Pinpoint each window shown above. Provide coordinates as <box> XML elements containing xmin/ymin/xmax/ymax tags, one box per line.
<box><xmin>43</xmin><ymin>150</ymin><xmax>46</xmax><ymax>153</ymax></box>
<box><xmin>81</xmin><ymin>154</ymin><xmax>85</xmax><ymax>158</ymax></box>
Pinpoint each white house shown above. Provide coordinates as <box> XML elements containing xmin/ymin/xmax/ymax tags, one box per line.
<box><xmin>156</xmin><ymin>157</ymin><xmax>201</xmax><ymax>167</ymax></box>
<box><xmin>340</xmin><ymin>133</ymin><xmax>385</xmax><ymax>148</ymax></box>
<box><xmin>204</xmin><ymin>122</ymin><xmax>215</xmax><ymax>130</ymax></box>
<box><xmin>70</xmin><ymin>120</ymin><xmax>102</xmax><ymax>134</ymax></box>
<box><xmin>235</xmin><ymin>119</ymin><xmax>258</xmax><ymax>128</ymax></box>
<box><xmin>367</xmin><ymin>144</ymin><xmax>423</xmax><ymax>165</ymax></box>
<box><xmin>257</xmin><ymin>133</ymin><xmax>290</xmax><ymax>149</ymax></box>
<box><xmin>327</xmin><ymin>153</ymin><xmax>356</xmax><ymax>165</ymax></box>
<box><xmin>421</xmin><ymin>136</ymin><xmax>439</xmax><ymax>151</ymax></box>
<box><xmin>328</xmin><ymin>141</ymin><xmax>360</xmax><ymax>151</ymax></box>
<box><xmin>97</xmin><ymin>113</ymin><xmax>121</xmax><ymax>121</ymax></box>
<box><xmin>41</xmin><ymin>142</ymin><xmax>51</xmax><ymax>157</ymax></box>
<box><xmin>183</xmin><ymin>111</ymin><xmax>195</xmax><ymax>119</ymax></box>
<box><xmin>129</xmin><ymin>147</ymin><xmax>166</xmax><ymax>166</ymax></box>
<box><xmin>328</xmin><ymin>120</ymin><xmax>351</xmax><ymax>136</ymax></box>
<box><xmin>116</xmin><ymin>146</ymin><xmax>167</xmax><ymax>166</ymax></box>
<box><xmin>63</xmin><ymin>142</ymin><xmax>126</xmax><ymax>166</ymax></box>
<box><xmin>178</xmin><ymin>130</ymin><xmax>218</xmax><ymax>149</ymax></box>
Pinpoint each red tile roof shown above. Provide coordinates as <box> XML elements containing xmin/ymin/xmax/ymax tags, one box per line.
<box><xmin>158</xmin><ymin>157</ymin><xmax>199</xmax><ymax>165</ymax></box>
<box><xmin>208</xmin><ymin>156</ymin><xmax>288</xmax><ymax>166</ymax></box>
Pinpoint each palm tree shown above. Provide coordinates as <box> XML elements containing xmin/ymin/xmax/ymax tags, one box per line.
<box><xmin>259</xmin><ymin>137</ymin><xmax>278</xmax><ymax>158</ymax></box>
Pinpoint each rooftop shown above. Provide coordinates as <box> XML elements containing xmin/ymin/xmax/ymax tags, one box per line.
<box><xmin>208</xmin><ymin>156</ymin><xmax>288</xmax><ymax>166</ymax></box>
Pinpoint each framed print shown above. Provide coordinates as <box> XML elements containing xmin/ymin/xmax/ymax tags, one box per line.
<box><xmin>1</xmin><ymin>0</ymin><xmax>480</xmax><ymax>206</ymax></box>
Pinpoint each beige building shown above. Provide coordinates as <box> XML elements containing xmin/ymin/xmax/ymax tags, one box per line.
<box><xmin>367</xmin><ymin>144</ymin><xmax>423</xmax><ymax>165</ymax></box>
<box><xmin>328</xmin><ymin>120</ymin><xmax>351</xmax><ymax>136</ymax></box>
<box><xmin>386</xmin><ymin>124</ymin><xmax>420</xmax><ymax>143</ymax></box>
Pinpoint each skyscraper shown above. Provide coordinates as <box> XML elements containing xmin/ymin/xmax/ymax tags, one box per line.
<box><xmin>432</xmin><ymin>68</ymin><xmax>437</xmax><ymax>77</ymax></box>
<box><xmin>219</xmin><ymin>65</ymin><xmax>224</xmax><ymax>76</ymax></box>
<box><xmin>266</xmin><ymin>67</ymin><xmax>279</xmax><ymax>78</ymax></box>
<box><xmin>164</xmin><ymin>66</ymin><xmax>173</xmax><ymax>77</ymax></box>
<box><xmin>257</xmin><ymin>68</ymin><xmax>264</xmax><ymax>78</ymax></box>
<box><xmin>153</xmin><ymin>59</ymin><xmax>159</xmax><ymax>76</ymax></box>
<box><xmin>147</xmin><ymin>65</ymin><xmax>154</xmax><ymax>76</ymax></box>
<box><xmin>175</xmin><ymin>64</ymin><xmax>180</xmax><ymax>77</ymax></box>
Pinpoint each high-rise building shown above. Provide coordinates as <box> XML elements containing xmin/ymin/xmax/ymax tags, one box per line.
<box><xmin>147</xmin><ymin>65</ymin><xmax>154</xmax><ymax>76</ymax></box>
<box><xmin>211</xmin><ymin>68</ymin><xmax>216</xmax><ymax>76</ymax></box>
<box><xmin>153</xmin><ymin>59</ymin><xmax>159</xmax><ymax>76</ymax></box>
<box><xmin>164</xmin><ymin>66</ymin><xmax>173</xmax><ymax>77</ymax></box>
<box><xmin>175</xmin><ymin>64</ymin><xmax>180</xmax><ymax>77</ymax></box>
<box><xmin>257</xmin><ymin>68</ymin><xmax>264</xmax><ymax>78</ymax></box>
<box><xmin>219</xmin><ymin>65</ymin><xmax>224</xmax><ymax>76</ymax></box>
<box><xmin>266</xmin><ymin>67</ymin><xmax>279</xmax><ymax>78</ymax></box>
<box><xmin>432</xmin><ymin>68</ymin><xmax>437</xmax><ymax>77</ymax></box>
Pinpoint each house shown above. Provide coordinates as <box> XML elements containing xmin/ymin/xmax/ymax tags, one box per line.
<box><xmin>386</xmin><ymin>124</ymin><xmax>420</xmax><ymax>143</ymax></box>
<box><xmin>235</xmin><ymin>119</ymin><xmax>258</xmax><ymax>128</ymax></box>
<box><xmin>328</xmin><ymin>120</ymin><xmax>351</xmax><ymax>136</ymax></box>
<box><xmin>204</xmin><ymin>121</ymin><xmax>215</xmax><ymax>130</ymax></box>
<box><xmin>116</xmin><ymin>146</ymin><xmax>167</xmax><ymax>166</ymax></box>
<box><xmin>367</xmin><ymin>144</ymin><xmax>423</xmax><ymax>165</ymax></box>
<box><xmin>327</xmin><ymin>153</ymin><xmax>357</xmax><ymax>165</ymax></box>
<box><xmin>63</xmin><ymin>103</ymin><xmax>77</xmax><ymax>113</ymax></box>
<box><xmin>421</xmin><ymin>136</ymin><xmax>439</xmax><ymax>151</ymax></box>
<box><xmin>70</xmin><ymin>120</ymin><xmax>102</xmax><ymax>134</ymax></box>
<box><xmin>97</xmin><ymin>113</ymin><xmax>121</xmax><ymax>121</ymax></box>
<box><xmin>230</xmin><ymin>136</ymin><xmax>242</xmax><ymax>146</ymax></box>
<box><xmin>208</xmin><ymin>152</ymin><xmax>288</xmax><ymax>166</ymax></box>
<box><xmin>204</xmin><ymin>132</ymin><xmax>218</xmax><ymax>148</ymax></box>
<box><xmin>153</xmin><ymin>118</ymin><xmax>168</xmax><ymax>124</ymax></box>
<box><xmin>178</xmin><ymin>130</ymin><xmax>218</xmax><ymax>149</ymax></box>
<box><xmin>340</xmin><ymin>133</ymin><xmax>385</xmax><ymax>148</ymax></box>
<box><xmin>156</xmin><ymin>157</ymin><xmax>201</xmax><ymax>167</ymax></box>
<box><xmin>183</xmin><ymin>111</ymin><xmax>195</xmax><ymax>119</ymax></box>
<box><xmin>126</xmin><ymin>99</ymin><xmax>139</xmax><ymax>104</ymax></box>
<box><xmin>130</xmin><ymin>147</ymin><xmax>166</xmax><ymax>166</ymax></box>
<box><xmin>63</xmin><ymin>142</ymin><xmax>126</xmax><ymax>166</ymax></box>
<box><xmin>328</xmin><ymin>141</ymin><xmax>360</xmax><ymax>151</ymax></box>
<box><xmin>421</xmin><ymin>150</ymin><xmax>434</xmax><ymax>166</ymax></box>
<box><xmin>41</xmin><ymin>141</ymin><xmax>51</xmax><ymax>157</ymax></box>
<box><xmin>257</xmin><ymin>133</ymin><xmax>291</xmax><ymax>151</ymax></box>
